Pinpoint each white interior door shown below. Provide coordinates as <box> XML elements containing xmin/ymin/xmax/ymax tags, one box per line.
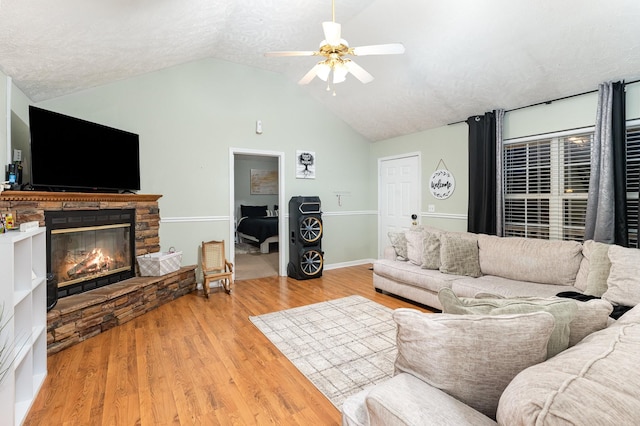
<box><xmin>378</xmin><ymin>154</ymin><xmax>421</xmax><ymax>257</ymax></box>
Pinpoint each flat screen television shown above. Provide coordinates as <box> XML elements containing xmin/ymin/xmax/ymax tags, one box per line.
<box><xmin>28</xmin><ymin>106</ymin><xmax>141</xmax><ymax>193</ymax></box>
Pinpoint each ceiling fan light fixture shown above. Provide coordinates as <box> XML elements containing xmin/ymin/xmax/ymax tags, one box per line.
<box><xmin>332</xmin><ymin>62</ymin><xmax>348</xmax><ymax>84</ymax></box>
<box><xmin>265</xmin><ymin>0</ymin><xmax>405</xmax><ymax>89</ymax></box>
<box><xmin>316</xmin><ymin>62</ymin><xmax>332</xmax><ymax>81</ymax></box>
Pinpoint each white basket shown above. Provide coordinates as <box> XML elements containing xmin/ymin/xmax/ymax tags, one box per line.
<box><xmin>137</xmin><ymin>250</ymin><xmax>183</xmax><ymax>276</ymax></box>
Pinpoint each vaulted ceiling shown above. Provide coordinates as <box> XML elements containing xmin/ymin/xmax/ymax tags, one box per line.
<box><xmin>1</xmin><ymin>0</ymin><xmax>639</xmax><ymax>141</ymax></box>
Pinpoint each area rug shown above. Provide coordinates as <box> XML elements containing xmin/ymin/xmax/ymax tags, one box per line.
<box><xmin>249</xmin><ymin>295</ymin><xmax>397</xmax><ymax>409</ymax></box>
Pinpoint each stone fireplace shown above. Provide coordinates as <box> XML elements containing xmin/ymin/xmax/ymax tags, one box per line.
<box><xmin>0</xmin><ymin>191</ymin><xmax>197</xmax><ymax>354</ymax></box>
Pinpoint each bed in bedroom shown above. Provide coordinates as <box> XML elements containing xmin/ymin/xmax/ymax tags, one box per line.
<box><xmin>236</xmin><ymin>205</ymin><xmax>279</xmax><ymax>254</ymax></box>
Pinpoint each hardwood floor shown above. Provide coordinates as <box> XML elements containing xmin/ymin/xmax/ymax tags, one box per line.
<box><xmin>25</xmin><ymin>264</ymin><xmax>431</xmax><ymax>425</ymax></box>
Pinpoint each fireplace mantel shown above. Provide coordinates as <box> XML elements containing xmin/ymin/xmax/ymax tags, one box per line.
<box><xmin>0</xmin><ymin>190</ymin><xmax>162</xmax><ymax>256</ymax></box>
<box><xmin>0</xmin><ymin>190</ymin><xmax>161</xmax><ymax>203</ymax></box>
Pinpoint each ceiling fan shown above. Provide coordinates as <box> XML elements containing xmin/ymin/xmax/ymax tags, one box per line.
<box><xmin>264</xmin><ymin>0</ymin><xmax>405</xmax><ymax>93</ymax></box>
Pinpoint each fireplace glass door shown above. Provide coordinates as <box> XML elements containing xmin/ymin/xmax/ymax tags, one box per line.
<box><xmin>51</xmin><ymin>223</ymin><xmax>132</xmax><ymax>289</ymax></box>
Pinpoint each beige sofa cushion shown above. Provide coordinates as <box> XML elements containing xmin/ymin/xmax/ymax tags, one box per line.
<box><xmin>393</xmin><ymin>308</ymin><xmax>554</xmax><ymax>420</ymax></box>
<box><xmin>364</xmin><ymin>373</ymin><xmax>497</xmax><ymax>426</ymax></box>
<box><xmin>451</xmin><ymin>275</ymin><xmax>577</xmax><ymax>299</ymax></box>
<box><xmin>440</xmin><ymin>289</ymin><xmax>612</xmax><ymax>348</ymax></box>
<box><xmin>438</xmin><ymin>288</ymin><xmax>576</xmax><ymax>358</ymax></box>
<box><xmin>477</xmin><ymin>234</ymin><xmax>582</xmax><ymax>286</ymax></box>
<box><xmin>374</xmin><ymin>259</ymin><xmax>461</xmax><ymax>294</ymax></box>
<box><xmin>497</xmin><ymin>317</ymin><xmax>640</xmax><ymax>425</ymax></box>
<box><xmin>574</xmin><ymin>240</ymin><xmax>611</xmax><ymax>296</ymax></box>
<box><xmin>602</xmin><ymin>245</ymin><xmax>640</xmax><ymax>307</ymax></box>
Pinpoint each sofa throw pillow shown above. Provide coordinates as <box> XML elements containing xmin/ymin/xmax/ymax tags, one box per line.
<box><xmin>393</xmin><ymin>308</ymin><xmax>555</xmax><ymax>420</ymax></box>
<box><xmin>567</xmin><ymin>298</ymin><xmax>613</xmax><ymax>346</ymax></box>
<box><xmin>438</xmin><ymin>288</ymin><xmax>577</xmax><ymax>358</ymax></box>
<box><xmin>439</xmin><ymin>233</ymin><xmax>482</xmax><ymax>278</ymax></box>
<box><xmin>387</xmin><ymin>231</ymin><xmax>409</xmax><ymax>261</ymax></box>
<box><xmin>405</xmin><ymin>228</ymin><xmax>425</xmax><ymax>266</ymax></box>
<box><xmin>420</xmin><ymin>231</ymin><xmax>441</xmax><ymax>270</ymax></box>
<box><xmin>603</xmin><ymin>245</ymin><xmax>640</xmax><ymax>307</ymax></box>
<box><xmin>575</xmin><ymin>240</ymin><xmax>612</xmax><ymax>296</ymax></box>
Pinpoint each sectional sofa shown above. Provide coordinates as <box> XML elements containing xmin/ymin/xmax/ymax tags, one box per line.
<box><xmin>373</xmin><ymin>225</ymin><xmax>616</xmax><ymax>311</ymax></box>
<box><xmin>341</xmin><ymin>226</ymin><xmax>640</xmax><ymax>425</ymax></box>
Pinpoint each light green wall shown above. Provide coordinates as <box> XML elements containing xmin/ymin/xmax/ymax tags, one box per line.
<box><xmin>506</xmin><ymin>81</ymin><xmax>640</xmax><ymax>139</ymax></box>
<box><xmin>504</xmin><ymin>93</ymin><xmax>598</xmax><ymax>139</ymax></box>
<box><xmin>370</xmin><ymin>122</ymin><xmax>469</xmax><ymax>232</ymax></box>
<box><xmin>0</xmin><ymin>70</ymin><xmax>7</xmax><ymax>169</ymax></box>
<box><xmin>25</xmin><ymin>58</ymin><xmax>376</xmax><ymax>266</ymax></box>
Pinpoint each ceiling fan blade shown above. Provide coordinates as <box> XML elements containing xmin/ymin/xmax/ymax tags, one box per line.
<box><xmin>322</xmin><ymin>21</ymin><xmax>341</xmax><ymax>46</ymax></box>
<box><xmin>298</xmin><ymin>63</ymin><xmax>332</xmax><ymax>85</ymax></box>
<box><xmin>298</xmin><ymin>66</ymin><xmax>319</xmax><ymax>85</ymax></box>
<box><xmin>344</xmin><ymin>60</ymin><xmax>374</xmax><ymax>84</ymax></box>
<box><xmin>264</xmin><ymin>51</ymin><xmax>316</xmax><ymax>57</ymax></box>
<box><xmin>352</xmin><ymin>43</ymin><xmax>405</xmax><ymax>56</ymax></box>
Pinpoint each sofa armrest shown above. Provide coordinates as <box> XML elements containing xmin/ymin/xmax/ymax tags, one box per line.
<box><xmin>365</xmin><ymin>373</ymin><xmax>497</xmax><ymax>426</ymax></box>
<box><xmin>383</xmin><ymin>246</ymin><xmax>397</xmax><ymax>261</ymax></box>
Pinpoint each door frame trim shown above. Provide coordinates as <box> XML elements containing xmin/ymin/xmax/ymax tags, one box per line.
<box><xmin>377</xmin><ymin>152</ymin><xmax>422</xmax><ymax>256</ymax></box>
<box><xmin>229</xmin><ymin>147</ymin><xmax>286</xmax><ymax>276</ymax></box>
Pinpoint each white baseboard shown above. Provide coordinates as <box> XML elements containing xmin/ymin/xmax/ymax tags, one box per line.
<box><xmin>323</xmin><ymin>259</ymin><xmax>375</xmax><ymax>270</ymax></box>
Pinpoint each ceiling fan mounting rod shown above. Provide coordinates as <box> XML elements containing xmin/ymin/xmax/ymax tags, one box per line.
<box><xmin>331</xmin><ymin>0</ymin><xmax>336</xmax><ymax>22</ymax></box>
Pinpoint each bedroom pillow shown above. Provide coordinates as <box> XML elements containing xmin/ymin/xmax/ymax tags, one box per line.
<box><xmin>438</xmin><ymin>233</ymin><xmax>482</xmax><ymax>277</ymax></box>
<box><xmin>393</xmin><ymin>308</ymin><xmax>555</xmax><ymax>419</ymax></box>
<box><xmin>438</xmin><ymin>288</ymin><xmax>577</xmax><ymax>358</ymax></box>
<box><xmin>241</xmin><ymin>205</ymin><xmax>268</xmax><ymax>218</ymax></box>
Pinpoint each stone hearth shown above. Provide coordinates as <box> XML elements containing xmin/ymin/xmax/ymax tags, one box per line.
<box><xmin>0</xmin><ymin>191</ymin><xmax>197</xmax><ymax>354</ymax></box>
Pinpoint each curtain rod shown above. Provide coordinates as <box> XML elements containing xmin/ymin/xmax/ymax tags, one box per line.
<box><xmin>447</xmin><ymin>78</ymin><xmax>640</xmax><ymax>126</ymax></box>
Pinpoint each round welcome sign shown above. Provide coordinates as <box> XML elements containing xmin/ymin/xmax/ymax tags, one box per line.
<box><xmin>429</xmin><ymin>169</ymin><xmax>455</xmax><ymax>200</ymax></box>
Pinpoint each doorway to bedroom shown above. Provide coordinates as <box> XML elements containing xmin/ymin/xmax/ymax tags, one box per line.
<box><xmin>230</xmin><ymin>149</ymin><xmax>286</xmax><ymax>280</ymax></box>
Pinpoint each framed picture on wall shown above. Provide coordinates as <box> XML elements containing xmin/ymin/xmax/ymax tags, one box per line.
<box><xmin>250</xmin><ymin>169</ymin><xmax>278</xmax><ymax>194</ymax></box>
<box><xmin>296</xmin><ymin>150</ymin><xmax>316</xmax><ymax>179</ymax></box>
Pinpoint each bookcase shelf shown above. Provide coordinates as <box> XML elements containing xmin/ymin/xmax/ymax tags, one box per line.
<box><xmin>0</xmin><ymin>227</ymin><xmax>47</xmax><ymax>426</ymax></box>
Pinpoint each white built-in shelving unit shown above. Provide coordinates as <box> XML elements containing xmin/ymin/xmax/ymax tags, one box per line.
<box><xmin>0</xmin><ymin>227</ymin><xmax>47</xmax><ymax>426</ymax></box>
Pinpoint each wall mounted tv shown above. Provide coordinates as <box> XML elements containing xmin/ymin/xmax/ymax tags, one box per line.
<box><xmin>29</xmin><ymin>106</ymin><xmax>141</xmax><ymax>193</ymax></box>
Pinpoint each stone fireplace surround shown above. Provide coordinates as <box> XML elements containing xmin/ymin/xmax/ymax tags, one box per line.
<box><xmin>0</xmin><ymin>191</ymin><xmax>197</xmax><ymax>354</ymax></box>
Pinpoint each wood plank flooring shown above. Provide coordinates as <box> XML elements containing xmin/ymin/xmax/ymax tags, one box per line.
<box><xmin>25</xmin><ymin>264</ymin><xmax>431</xmax><ymax>425</ymax></box>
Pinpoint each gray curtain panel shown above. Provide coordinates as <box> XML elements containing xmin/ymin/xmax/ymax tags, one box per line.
<box><xmin>495</xmin><ymin>109</ymin><xmax>505</xmax><ymax>237</ymax></box>
<box><xmin>584</xmin><ymin>81</ymin><xmax>627</xmax><ymax>244</ymax></box>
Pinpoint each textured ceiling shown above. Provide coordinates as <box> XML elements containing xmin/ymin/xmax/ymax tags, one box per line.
<box><xmin>1</xmin><ymin>0</ymin><xmax>640</xmax><ymax>141</ymax></box>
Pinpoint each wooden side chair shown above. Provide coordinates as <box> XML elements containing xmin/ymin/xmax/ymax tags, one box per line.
<box><xmin>201</xmin><ymin>240</ymin><xmax>234</xmax><ymax>297</ymax></box>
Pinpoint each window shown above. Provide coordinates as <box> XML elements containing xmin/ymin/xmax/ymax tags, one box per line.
<box><xmin>503</xmin><ymin>130</ymin><xmax>592</xmax><ymax>241</ymax></box>
<box><xmin>503</xmin><ymin>122</ymin><xmax>640</xmax><ymax>245</ymax></box>
<box><xmin>627</xmin><ymin>123</ymin><xmax>640</xmax><ymax>246</ymax></box>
